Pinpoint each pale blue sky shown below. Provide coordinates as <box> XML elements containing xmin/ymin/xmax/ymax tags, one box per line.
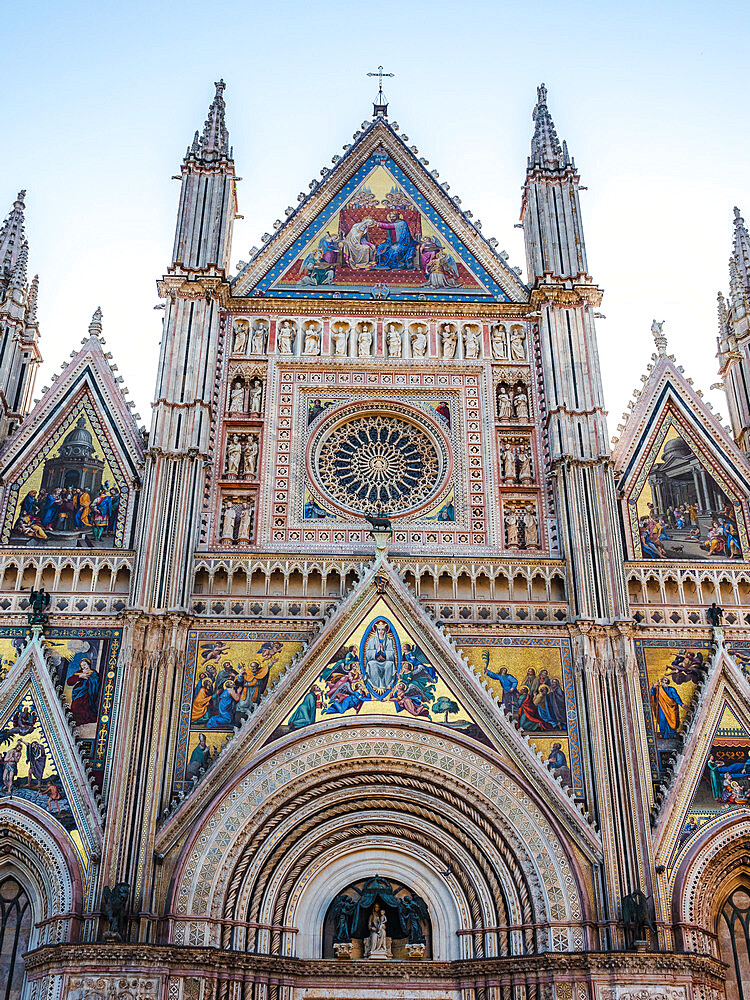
<box><xmin>4</xmin><ymin>0</ymin><xmax>749</xmax><ymax>432</ymax></box>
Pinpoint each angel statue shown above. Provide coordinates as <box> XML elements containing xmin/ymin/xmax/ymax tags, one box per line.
<box><xmin>102</xmin><ymin>882</ymin><xmax>130</xmax><ymax>941</ymax></box>
<box><xmin>331</xmin><ymin>892</ymin><xmax>356</xmax><ymax>943</ymax></box>
<box><xmin>399</xmin><ymin>893</ymin><xmax>429</xmax><ymax>944</ymax></box>
<box><xmin>28</xmin><ymin>586</ymin><xmax>51</xmax><ymax>626</ymax></box>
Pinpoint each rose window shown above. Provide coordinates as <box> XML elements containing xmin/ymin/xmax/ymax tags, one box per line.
<box><xmin>311</xmin><ymin>412</ymin><xmax>447</xmax><ymax>516</ymax></box>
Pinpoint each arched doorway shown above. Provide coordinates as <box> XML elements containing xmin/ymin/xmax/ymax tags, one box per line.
<box><xmin>0</xmin><ymin>875</ymin><xmax>32</xmax><ymax>1000</ymax></box>
<box><xmin>718</xmin><ymin>884</ymin><xmax>750</xmax><ymax>1000</ymax></box>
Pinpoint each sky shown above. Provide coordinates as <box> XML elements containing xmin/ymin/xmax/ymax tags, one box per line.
<box><xmin>3</xmin><ymin>0</ymin><xmax>749</xmax><ymax>436</ymax></box>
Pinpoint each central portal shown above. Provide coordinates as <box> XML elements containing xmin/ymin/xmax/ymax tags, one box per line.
<box><xmin>323</xmin><ymin>875</ymin><xmax>431</xmax><ymax>960</ymax></box>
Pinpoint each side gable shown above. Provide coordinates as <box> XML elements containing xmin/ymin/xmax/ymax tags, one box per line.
<box><xmin>232</xmin><ymin>118</ymin><xmax>529</xmax><ymax>304</ymax></box>
<box><xmin>613</xmin><ymin>347</ymin><xmax>750</xmax><ymax>562</ymax></box>
<box><xmin>0</xmin><ymin>325</ymin><xmax>144</xmax><ymax>550</ymax></box>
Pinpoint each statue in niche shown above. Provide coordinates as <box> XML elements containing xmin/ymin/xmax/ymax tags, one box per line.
<box><xmin>249</xmin><ymin>379</ymin><xmax>263</xmax><ymax>414</ymax></box>
<box><xmin>386</xmin><ymin>323</ymin><xmax>402</xmax><ymax>358</ymax></box>
<box><xmin>506</xmin><ymin>509</ymin><xmax>519</xmax><ymax>547</ymax></box>
<box><xmin>497</xmin><ymin>386</ymin><xmax>513</xmax><ymax>420</ymax></box>
<box><xmin>514</xmin><ymin>386</ymin><xmax>529</xmax><ymax>421</ymax></box>
<box><xmin>229</xmin><ymin>380</ymin><xmax>245</xmax><ymax>413</ymax></box>
<box><xmin>244</xmin><ymin>435</ymin><xmax>259</xmax><ymax>478</ymax></box>
<box><xmin>332</xmin><ymin>324</ymin><xmax>349</xmax><ymax>357</ymax></box>
<box><xmin>303</xmin><ymin>324</ymin><xmax>321</xmax><ymax>356</ymax></box>
<box><xmin>463</xmin><ymin>325</ymin><xmax>480</xmax><ymax>359</ymax></box>
<box><xmin>277</xmin><ymin>321</ymin><xmax>295</xmax><ymax>355</ymax></box>
<box><xmin>365</xmin><ymin>903</ymin><xmax>390</xmax><ymax>958</ymax></box>
<box><xmin>221</xmin><ymin>502</ymin><xmax>236</xmax><ymax>540</ymax></box>
<box><xmin>500</xmin><ymin>445</ymin><xmax>513</xmax><ymax>481</ymax></box>
<box><xmin>411</xmin><ymin>326</ymin><xmax>428</xmax><ymax>358</ymax></box>
<box><xmin>525</xmin><ymin>507</ymin><xmax>539</xmax><ymax>547</ymax></box>
<box><xmin>237</xmin><ymin>501</ymin><xmax>254</xmax><ymax>542</ymax></box>
<box><xmin>232</xmin><ymin>323</ymin><xmax>249</xmax><ymax>355</ymax></box>
<box><xmin>491</xmin><ymin>324</ymin><xmax>507</xmax><ymax>359</ymax></box>
<box><xmin>250</xmin><ymin>322</ymin><xmax>267</xmax><ymax>355</ymax></box>
<box><xmin>225</xmin><ymin>434</ymin><xmax>242</xmax><ymax>477</ymax></box>
<box><xmin>358</xmin><ymin>324</ymin><xmax>373</xmax><ymax>357</ymax></box>
<box><xmin>399</xmin><ymin>894</ymin><xmax>428</xmax><ymax>944</ymax></box>
<box><xmin>331</xmin><ymin>893</ymin><xmax>356</xmax><ymax>944</ymax></box>
<box><xmin>102</xmin><ymin>883</ymin><xmax>130</xmax><ymax>942</ymax></box>
<box><xmin>510</xmin><ymin>325</ymin><xmax>526</xmax><ymax>360</ymax></box>
<box><xmin>519</xmin><ymin>448</ymin><xmax>533</xmax><ymax>481</ymax></box>
<box><xmin>441</xmin><ymin>324</ymin><xmax>457</xmax><ymax>359</ymax></box>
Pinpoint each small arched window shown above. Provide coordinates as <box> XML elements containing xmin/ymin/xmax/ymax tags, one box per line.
<box><xmin>0</xmin><ymin>875</ymin><xmax>32</xmax><ymax>1000</ymax></box>
<box><xmin>719</xmin><ymin>886</ymin><xmax>750</xmax><ymax>1000</ymax></box>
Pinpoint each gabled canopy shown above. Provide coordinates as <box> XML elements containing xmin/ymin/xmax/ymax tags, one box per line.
<box><xmin>232</xmin><ymin>118</ymin><xmax>529</xmax><ymax>304</ymax></box>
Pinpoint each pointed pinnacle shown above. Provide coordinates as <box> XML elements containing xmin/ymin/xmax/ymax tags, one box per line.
<box><xmin>26</xmin><ymin>273</ymin><xmax>39</xmax><ymax>323</ymax></box>
<box><xmin>193</xmin><ymin>79</ymin><xmax>229</xmax><ymax>160</ymax></box>
<box><xmin>9</xmin><ymin>240</ymin><xmax>28</xmax><ymax>290</ymax></box>
<box><xmin>0</xmin><ymin>189</ymin><xmax>27</xmax><ymax>280</ymax></box>
<box><xmin>529</xmin><ymin>83</ymin><xmax>568</xmax><ymax>170</ymax></box>
<box><xmin>88</xmin><ymin>306</ymin><xmax>103</xmax><ymax>337</ymax></box>
<box><xmin>651</xmin><ymin>319</ymin><xmax>668</xmax><ymax>356</ymax></box>
<box><xmin>731</xmin><ymin>205</ymin><xmax>750</xmax><ymax>292</ymax></box>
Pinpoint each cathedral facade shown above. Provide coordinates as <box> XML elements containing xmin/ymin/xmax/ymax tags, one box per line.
<box><xmin>0</xmin><ymin>80</ymin><xmax>749</xmax><ymax>1000</ymax></box>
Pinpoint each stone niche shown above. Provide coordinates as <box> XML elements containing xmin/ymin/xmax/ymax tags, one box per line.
<box><xmin>323</xmin><ymin>875</ymin><xmax>431</xmax><ymax>960</ymax></box>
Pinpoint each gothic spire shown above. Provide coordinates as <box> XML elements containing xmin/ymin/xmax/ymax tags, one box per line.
<box><xmin>0</xmin><ymin>190</ymin><xmax>27</xmax><ymax>282</ymax></box>
<box><xmin>26</xmin><ymin>274</ymin><xmax>39</xmax><ymax>324</ymax></box>
<box><xmin>731</xmin><ymin>206</ymin><xmax>750</xmax><ymax>294</ymax></box>
<box><xmin>529</xmin><ymin>84</ymin><xmax>570</xmax><ymax>171</ymax></box>
<box><xmin>9</xmin><ymin>240</ymin><xmax>28</xmax><ymax>292</ymax></box>
<box><xmin>189</xmin><ymin>80</ymin><xmax>230</xmax><ymax>161</ymax></box>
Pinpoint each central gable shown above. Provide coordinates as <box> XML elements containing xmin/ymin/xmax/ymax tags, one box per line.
<box><xmin>233</xmin><ymin>120</ymin><xmax>529</xmax><ymax>303</ymax></box>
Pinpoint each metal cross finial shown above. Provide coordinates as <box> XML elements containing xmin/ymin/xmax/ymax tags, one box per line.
<box><xmin>367</xmin><ymin>65</ymin><xmax>394</xmax><ymax>106</ymax></box>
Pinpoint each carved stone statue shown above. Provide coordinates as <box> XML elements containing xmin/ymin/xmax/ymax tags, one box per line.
<box><xmin>237</xmin><ymin>502</ymin><xmax>254</xmax><ymax>542</ymax></box>
<box><xmin>398</xmin><ymin>894</ymin><xmax>428</xmax><ymax>944</ymax></box>
<box><xmin>411</xmin><ymin>327</ymin><xmax>428</xmax><ymax>358</ymax></box>
<box><xmin>525</xmin><ymin>508</ymin><xmax>539</xmax><ymax>547</ymax></box>
<box><xmin>358</xmin><ymin>324</ymin><xmax>373</xmax><ymax>357</ymax></box>
<box><xmin>506</xmin><ymin>511</ymin><xmax>519</xmax><ymax>547</ymax></box>
<box><xmin>463</xmin><ymin>325</ymin><xmax>480</xmax><ymax>359</ymax></box>
<box><xmin>232</xmin><ymin>322</ymin><xmax>249</xmax><ymax>355</ymax></box>
<box><xmin>250</xmin><ymin>322</ymin><xmax>267</xmax><ymax>355</ymax></box>
<box><xmin>366</xmin><ymin>903</ymin><xmax>389</xmax><ymax>958</ymax></box>
<box><xmin>441</xmin><ymin>324</ymin><xmax>457</xmax><ymax>359</ymax></box>
<box><xmin>500</xmin><ymin>445</ymin><xmax>513</xmax><ymax>481</ymax></box>
<box><xmin>277</xmin><ymin>321</ymin><xmax>295</xmax><ymax>355</ymax></box>
<box><xmin>497</xmin><ymin>387</ymin><xmax>513</xmax><ymax>420</ymax></box>
<box><xmin>519</xmin><ymin>448</ymin><xmax>533</xmax><ymax>481</ymax></box>
<box><xmin>229</xmin><ymin>381</ymin><xmax>245</xmax><ymax>412</ymax></box>
<box><xmin>303</xmin><ymin>325</ymin><xmax>321</xmax><ymax>356</ymax></box>
<box><xmin>221</xmin><ymin>502</ymin><xmax>236</xmax><ymax>541</ymax></box>
<box><xmin>510</xmin><ymin>325</ymin><xmax>526</xmax><ymax>360</ymax></box>
<box><xmin>386</xmin><ymin>324</ymin><xmax>402</xmax><ymax>358</ymax></box>
<box><xmin>491</xmin><ymin>324</ymin><xmax>507</xmax><ymax>359</ymax></box>
<box><xmin>249</xmin><ymin>379</ymin><xmax>263</xmax><ymax>414</ymax></box>
<box><xmin>28</xmin><ymin>587</ymin><xmax>50</xmax><ymax>626</ymax></box>
<box><xmin>333</xmin><ymin>324</ymin><xmax>349</xmax><ymax>357</ymax></box>
<box><xmin>514</xmin><ymin>387</ymin><xmax>529</xmax><ymax>421</ymax></box>
<box><xmin>707</xmin><ymin>602</ymin><xmax>724</xmax><ymax>626</ymax></box>
<box><xmin>102</xmin><ymin>882</ymin><xmax>130</xmax><ymax>941</ymax></box>
<box><xmin>225</xmin><ymin>434</ymin><xmax>242</xmax><ymax>477</ymax></box>
<box><xmin>244</xmin><ymin>435</ymin><xmax>259</xmax><ymax>478</ymax></box>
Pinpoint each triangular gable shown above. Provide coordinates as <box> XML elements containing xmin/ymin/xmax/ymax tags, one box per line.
<box><xmin>0</xmin><ymin>634</ymin><xmax>103</xmax><ymax>869</ymax></box>
<box><xmin>0</xmin><ymin>336</ymin><xmax>143</xmax><ymax>549</ymax></box>
<box><xmin>654</xmin><ymin>643</ymin><xmax>750</xmax><ymax>876</ymax></box>
<box><xmin>613</xmin><ymin>358</ymin><xmax>750</xmax><ymax>561</ymax></box>
<box><xmin>162</xmin><ymin>562</ymin><xmax>598</xmax><ymax>859</ymax></box>
<box><xmin>269</xmin><ymin>595</ymin><xmax>486</xmax><ymax>742</ymax></box>
<box><xmin>232</xmin><ymin>119</ymin><xmax>528</xmax><ymax>303</ymax></box>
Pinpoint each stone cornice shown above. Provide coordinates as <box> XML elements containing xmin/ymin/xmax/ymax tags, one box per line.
<box><xmin>530</xmin><ymin>284</ymin><xmax>603</xmax><ymax>309</ymax></box>
<box><xmin>24</xmin><ymin>943</ymin><xmax>724</xmax><ymax>986</ymax></box>
<box><xmin>224</xmin><ymin>296</ymin><xmax>533</xmax><ymax>319</ymax></box>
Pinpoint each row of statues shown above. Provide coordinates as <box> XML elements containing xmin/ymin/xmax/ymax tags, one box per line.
<box><xmin>500</xmin><ymin>444</ymin><xmax>534</xmax><ymax>483</ymax></box>
<box><xmin>224</xmin><ymin>433</ymin><xmax>259</xmax><ymax>479</ymax></box>
<box><xmin>231</xmin><ymin>319</ymin><xmax>528</xmax><ymax>361</ymax></box>
<box><xmin>497</xmin><ymin>383</ymin><xmax>530</xmax><ymax>421</ymax></box>
<box><xmin>505</xmin><ymin>504</ymin><xmax>539</xmax><ymax>549</ymax></box>
<box><xmin>220</xmin><ymin>498</ymin><xmax>255</xmax><ymax>544</ymax></box>
<box><xmin>228</xmin><ymin>377</ymin><xmax>263</xmax><ymax>415</ymax></box>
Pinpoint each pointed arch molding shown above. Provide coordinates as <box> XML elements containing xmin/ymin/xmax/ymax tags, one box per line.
<box><xmin>0</xmin><ymin>800</ymin><xmax>83</xmax><ymax>944</ymax></box>
<box><xmin>619</xmin><ymin>396</ymin><xmax>750</xmax><ymax>559</ymax></box>
<box><xmin>672</xmin><ymin>813</ymin><xmax>750</xmax><ymax>955</ymax></box>
<box><xmin>167</xmin><ymin>722</ymin><xmax>593</xmax><ymax>958</ymax></box>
